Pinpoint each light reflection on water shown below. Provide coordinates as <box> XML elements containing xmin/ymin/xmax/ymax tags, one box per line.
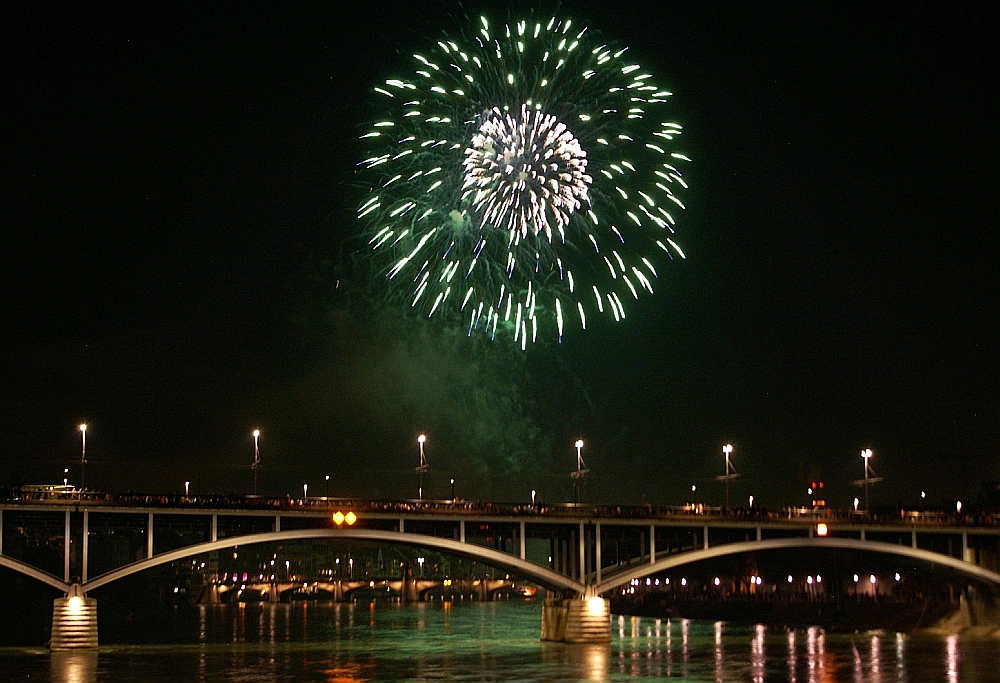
<box><xmin>0</xmin><ymin>602</ymin><xmax>994</xmax><ymax>682</ymax></box>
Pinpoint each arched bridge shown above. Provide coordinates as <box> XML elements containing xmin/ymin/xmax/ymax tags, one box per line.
<box><xmin>2</xmin><ymin>498</ymin><xmax>998</xmax><ymax>598</ymax></box>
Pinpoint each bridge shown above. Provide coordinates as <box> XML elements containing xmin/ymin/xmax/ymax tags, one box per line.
<box><xmin>2</xmin><ymin>493</ymin><xmax>998</xmax><ymax>647</ymax></box>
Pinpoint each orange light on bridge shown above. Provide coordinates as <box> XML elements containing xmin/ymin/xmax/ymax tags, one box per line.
<box><xmin>816</xmin><ymin>523</ymin><xmax>829</xmax><ymax>536</ymax></box>
<box><xmin>333</xmin><ymin>511</ymin><xmax>357</xmax><ymax>526</ymax></box>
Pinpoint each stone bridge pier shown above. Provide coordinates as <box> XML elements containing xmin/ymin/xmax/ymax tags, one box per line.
<box><xmin>50</xmin><ymin>584</ymin><xmax>98</xmax><ymax>650</ymax></box>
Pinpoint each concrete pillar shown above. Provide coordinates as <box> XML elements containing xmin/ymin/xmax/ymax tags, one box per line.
<box><xmin>541</xmin><ymin>597</ymin><xmax>611</xmax><ymax>643</ymax></box>
<box><xmin>595</xmin><ymin>522</ymin><xmax>602</xmax><ymax>585</ymax></box>
<box><xmin>211</xmin><ymin>514</ymin><xmax>217</xmax><ymax>542</ymax></box>
<box><xmin>476</xmin><ymin>579</ymin><xmax>487</xmax><ymax>602</ymax></box>
<box><xmin>82</xmin><ymin>511</ymin><xmax>89</xmax><ymax>584</ymax></box>
<box><xmin>50</xmin><ymin>585</ymin><xmax>98</xmax><ymax>650</ymax></box>
<box><xmin>756</xmin><ymin>526</ymin><xmax>762</xmax><ymax>541</ymax></box>
<box><xmin>147</xmin><ymin>512</ymin><xmax>154</xmax><ymax>559</ymax></box>
<box><xmin>268</xmin><ymin>584</ymin><xmax>279</xmax><ymax>603</ymax></box>
<box><xmin>1</xmin><ymin>508</ymin><xmax>4</xmax><ymax>555</ymax></box>
<box><xmin>540</xmin><ymin>598</ymin><xmax>568</xmax><ymax>641</ymax></box>
<box><xmin>911</xmin><ymin>530</ymin><xmax>917</xmax><ymax>549</ymax></box>
<box><xmin>649</xmin><ymin>524</ymin><xmax>656</xmax><ymax>564</ymax></box>
<box><xmin>63</xmin><ymin>510</ymin><xmax>71</xmax><ymax>583</ymax></box>
<box><xmin>274</xmin><ymin>515</ymin><xmax>281</xmax><ymax>532</ymax></box>
<box><xmin>519</xmin><ymin>522</ymin><xmax>526</xmax><ymax>560</ymax></box>
<box><xmin>460</xmin><ymin>519</ymin><xmax>465</xmax><ymax>543</ymax></box>
<box><xmin>860</xmin><ymin>528</ymin><xmax>866</xmax><ymax>542</ymax></box>
<box><xmin>579</xmin><ymin>522</ymin><xmax>585</xmax><ymax>582</ymax></box>
<box><xmin>703</xmin><ymin>525</ymin><xmax>709</xmax><ymax>550</ymax></box>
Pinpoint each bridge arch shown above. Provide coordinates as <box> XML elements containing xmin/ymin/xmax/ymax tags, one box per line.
<box><xmin>0</xmin><ymin>555</ymin><xmax>69</xmax><ymax>592</ymax></box>
<box><xmin>78</xmin><ymin>528</ymin><xmax>584</xmax><ymax>595</ymax></box>
<box><xmin>595</xmin><ymin>537</ymin><xmax>1000</xmax><ymax>595</ymax></box>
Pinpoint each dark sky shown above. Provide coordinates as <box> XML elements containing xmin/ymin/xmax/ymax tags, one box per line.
<box><xmin>2</xmin><ymin>1</ymin><xmax>996</xmax><ymax>508</ymax></box>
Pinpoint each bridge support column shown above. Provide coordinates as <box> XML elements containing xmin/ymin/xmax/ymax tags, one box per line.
<box><xmin>268</xmin><ymin>583</ymin><xmax>279</xmax><ymax>603</ymax></box>
<box><xmin>541</xmin><ymin>595</ymin><xmax>611</xmax><ymax>643</ymax></box>
<box><xmin>50</xmin><ymin>585</ymin><xmax>98</xmax><ymax>650</ymax></box>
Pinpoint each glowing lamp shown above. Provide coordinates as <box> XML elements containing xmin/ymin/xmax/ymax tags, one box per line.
<box><xmin>345</xmin><ymin>511</ymin><xmax>357</xmax><ymax>525</ymax></box>
<box><xmin>816</xmin><ymin>523</ymin><xmax>828</xmax><ymax>536</ymax></box>
<box><xmin>333</xmin><ymin>511</ymin><xmax>345</xmax><ymax>525</ymax></box>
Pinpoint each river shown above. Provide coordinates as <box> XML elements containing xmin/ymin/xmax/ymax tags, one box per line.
<box><xmin>1</xmin><ymin>600</ymin><xmax>997</xmax><ymax>681</ymax></box>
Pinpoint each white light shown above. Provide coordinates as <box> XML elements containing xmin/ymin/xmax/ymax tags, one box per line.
<box><xmin>895</xmin><ymin>573</ymin><xmax>901</xmax><ymax>581</ymax></box>
<box><xmin>714</xmin><ymin>577</ymin><xmax>720</xmax><ymax>586</ymax></box>
<box><xmin>854</xmin><ymin>574</ymin><xmax>859</xmax><ymax>583</ymax></box>
<box><xmin>870</xmin><ymin>575</ymin><xmax>877</xmax><ymax>584</ymax></box>
<box><xmin>787</xmin><ymin>575</ymin><xmax>793</xmax><ymax>583</ymax></box>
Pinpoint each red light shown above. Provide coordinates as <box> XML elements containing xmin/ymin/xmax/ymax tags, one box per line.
<box><xmin>819</xmin><ymin>482</ymin><xmax>824</xmax><ymax>489</ymax></box>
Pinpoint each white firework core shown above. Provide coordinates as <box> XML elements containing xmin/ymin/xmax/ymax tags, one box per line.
<box><xmin>462</xmin><ymin>105</ymin><xmax>592</xmax><ymax>245</ymax></box>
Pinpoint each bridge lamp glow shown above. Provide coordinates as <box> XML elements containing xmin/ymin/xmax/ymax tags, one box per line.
<box><xmin>67</xmin><ymin>595</ymin><xmax>83</xmax><ymax>612</ymax></box>
<box><xmin>816</xmin><ymin>523</ymin><xmax>828</xmax><ymax>536</ymax></box>
<box><xmin>956</xmin><ymin>501</ymin><xmax>962</xmax><ymax>513</ymax></box>
<box><xmin>586</xmin><ymin>596</ymin><xmax>606</xmax><ymax>615</ymax></box>
<box><xmin>333</xmin><ymin>511</ymin><xmax>345</xmax><ymax>525</ymax></box>
<box><xmin>870</xmin><ymin>574</ymin><xmax>877</xmax><ymax>585</ymax></box>
<box><xmin>345</xmin><ymin>511</ymin><xmax>357</xmax><ymax>525</ymax></box>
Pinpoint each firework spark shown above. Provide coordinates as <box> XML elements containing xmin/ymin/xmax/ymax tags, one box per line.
<box><xmin>358</xmin><ymin>15</ymin><xmax>690</xmax><ymax>348</ymax></box>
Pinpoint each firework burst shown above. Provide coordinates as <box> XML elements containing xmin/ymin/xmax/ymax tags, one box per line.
<box><xmin>358</xmin><ymin>14</ymin><xmax>690</xmax><ymax>348</ymax></box>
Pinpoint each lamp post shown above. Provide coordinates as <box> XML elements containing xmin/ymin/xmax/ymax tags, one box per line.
<box><xmin>303</xmin><ymin>483</ymin><xmax>308</xmax><ymax>499</ymax></box>
<box><xmin>716</xmin><ymin>444</ymin><xmax>739</xmax><ymax>510</ymax></box>
<box><xmin>252</xmin><ymin>429</ymin><xmax>261</xmax><ymax>495</ymax></box>
<box><xmin>325</xmin><ymin>475</ymin><xmax>330</xmax><ymax>498</ymax></box>
<box><xmin>853</xmin><ymin>448</ymin><xmax>882</xmax><ymax>513</ymax></box>
<box><xmin>450</xmin><ymin>478</ymin><xmax>456</xmax><ymax>501</ymax></box>
<box><xmin>570</xmin><ymin>439</ymin><xmax>589</xmax><ymax>504</ymax></box>
<box><xmin>185</xmin><ymin>481</ymin><xmax>190</xmax><ymax>497</ymax></box>
<box><xmin>78</xmin><ymin>424</ymin><xmax>87</xmax><ymax>490</ymax></box>
<box><xmin>416</xmin><ymin>434</ymin><xmax>428</xmax><ymax>500</ymax></box>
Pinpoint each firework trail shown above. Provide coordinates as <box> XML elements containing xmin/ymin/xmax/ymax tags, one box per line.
<box><xmin>358</xmin><ymin>14</ymin><xmax>689</xmax><ymax>348</ymax></box>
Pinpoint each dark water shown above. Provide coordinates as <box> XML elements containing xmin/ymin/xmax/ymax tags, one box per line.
<box><xmin>1</xmin><ymin>601</ymin><xmax>998</xmax><ymax>681</ymax></box>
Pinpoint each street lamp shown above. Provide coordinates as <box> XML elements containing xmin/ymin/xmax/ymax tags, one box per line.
<box><xmin>184</xmin><ymin>481</ymin><xmax>190</xmax><ymax>497</ymax></box>
<box><xmin>716</xmin><ymin>444</ymin><xmax>739</xmax><ymax>510</ymax></box>
<box><xmin>252</xmin><ymin>429</ymin><xmax>261</xmax><ymax>495</ymax></box>
<box><xmin>531</xmin><ymin>489</ymin><xmax>536</xmax><ymax>507</ymax></box>
<box><xmin>570</xmin><ymin>439</ymin><xmax>589</xmax><ymax>504</ymax></box>
<box><xmin>853</xmin><ymin>448</ymin><xmax>882</xmax><ymax>513</ymax></box>
<box><xmin>303</xmin><ymin>483</ymin><xmax>308</xmax><ymax>499</ymax></box>
<box><xmin>417</xmin><ymin>556</ymin><xmax>425</xmax><ymax>578</ymax></box>
<box><xmin>416</xmin><ymin>434</ymin><xmax>428</xmax><ymax>500</ymax></box>
<box><xmin>78</xmin><ymin>424</ymin><xmax>87</xmax><ymax>490</ymax></box>
<box><xmin>450</xmin><ymin>478</ymin><xmax>456</xmax><ymax>501</ymax></box>
<box><xmin>325</xmin><ymin>474</ymin><xmax>330</xmax><ymax>498</ymax></box>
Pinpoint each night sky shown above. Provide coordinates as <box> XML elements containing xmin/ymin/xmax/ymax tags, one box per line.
<box><xmin>3</xmin><ymin>1</ymin><xmax>995</xmax><ymax>508</ymax></box>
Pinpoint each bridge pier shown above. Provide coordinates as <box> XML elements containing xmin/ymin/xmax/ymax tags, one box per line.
<box><xmin>50</xmin><ymin>584</ymin><xmax>98</xmax><ymax>650</ymax></box>
<box><xmin>541</xmin><ymin>595</ymin><xmax>611</xmax><ymax>643</ymax></box>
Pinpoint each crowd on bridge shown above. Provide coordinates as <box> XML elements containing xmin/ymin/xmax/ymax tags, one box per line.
<box><xmin>2</xmin><ymin>485</ymin><xmax>997</xmax><ymax>527</ymax></box>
